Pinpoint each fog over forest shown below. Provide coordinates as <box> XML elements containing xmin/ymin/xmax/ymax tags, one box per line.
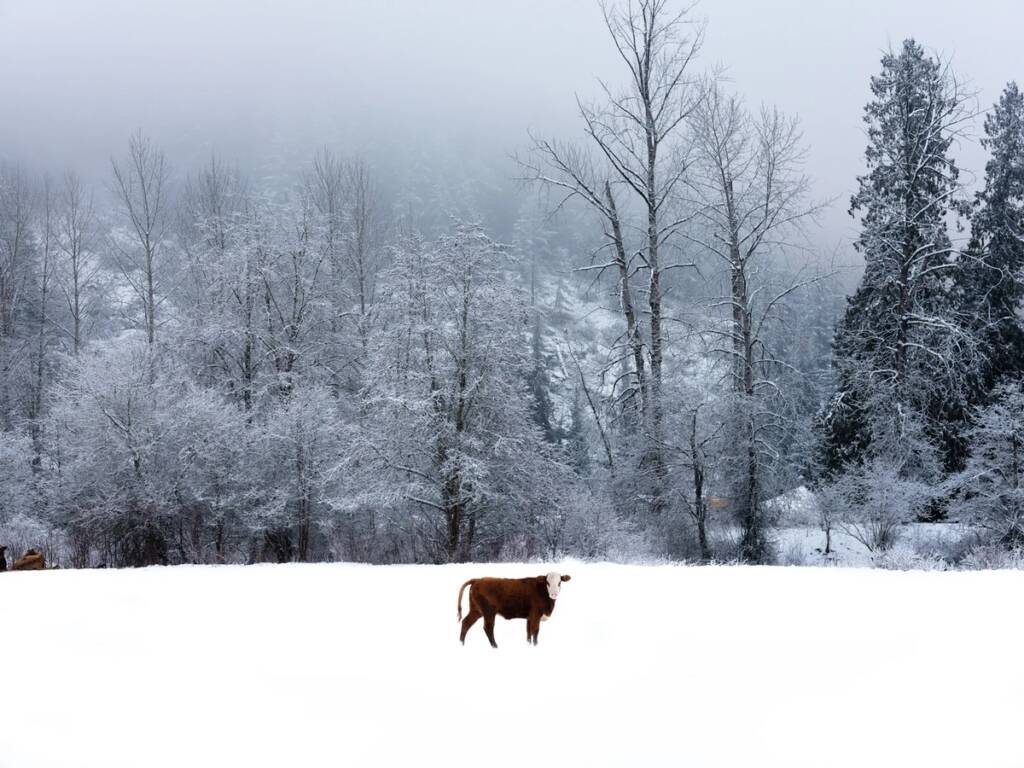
<box><xmin>2</xmin><ymin>0</ymin><xmax>1024</xmax><ymax>570</ymax></box>
<box><xmin>3</xmin><ymin>0</ymin><xmax>1019</xmax><ymax>247</ymax></box>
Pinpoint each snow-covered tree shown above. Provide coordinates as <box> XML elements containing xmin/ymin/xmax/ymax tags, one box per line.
<box><xmin>524</xmin><ymin>0</ymin><xmax>705</xmax><ymax>519</ymax></box>
<box><xmin>669</xmin><ymin>396</ymin><xmax>726</xmax><ymax>562</ymax></box>
<box><xmin>0</xmin><ymin>165</ymin><xmax>34</xmax><ymax>342</ymax></box>
<box><xmin>686</xmin><ymin>84</ymin><xmax>823</xmax><ymax>562</ymax></box>
<box><xmin>952</xmin><ymin>384</ymin><xmax>1024</xmax><ymax>546</ymax></box>
<box><xmin>564</xmin><ymin>385</ymin><xmax>593</xmax><ymax>478</ymax></box>
<box><xmin>110</xmin><ymin>131</ymin><xmax>173</xmax><ymax>347</ymax></box>
<box><xmin>0</xmin><ymin>165</ymin><xmax>36</xmax><ymax>431</ymax></box>
<box><xmin>960</xmin><ymin>82</ymin><xmax>1024</xmax><ymax>398</ymax></box>
<box><xmin>179</xmin><ymin>158</ymin><xmax>269</xmax><ymax>410</ymax></box>
<box><xmin>56</xmin><ymin>170</ymin><xmax>100</xmax><ymax>356</ymax></box>
<box><xmin>255</xmin><ymin>384</ymin><xmax>346</xmax><ymax>562</ymax></box>
<box><xmin>159</xmin><ymin>382</ymin><xmax>257</xmax><ymax>564</ymax></box>
<box><xmin>0</xmin><ymin>429</ymin><xmax>35</xmax><ymax>529</ymax></box>
<box><xmin>527</xmin><ymin>313</ymin><xmax>558</xmax><ymax>442</ymax></box>
<box><xmin>24</xmin><ymin>177</ymin><xmax>58</xmax><ymax>468</ymax></box>
<box><xmin>354</xmin><ymin>224</ymin><xmax>570</xmax><ymax>562</ymax></box>
<box><xmin>47</xmin><ymin>341</ymin><xmax>176</xmax><ymax>566</ymax></box>
<box><xmin>820</xmin><ymin>40</ymin><xmax>975</xmax><ymax>480</ymax></box>
<box><xmin>47</xmin><ymin>339</ymin><xmax>273</xmax><ymax>566</ymax></box>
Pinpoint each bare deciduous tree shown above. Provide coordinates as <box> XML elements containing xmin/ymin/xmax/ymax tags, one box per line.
<box><xmin>179</xmin><ymin>156</ymin><xmax>261</xmax><ymax>411</ymax></box>
<box><xmin>521</xmin><ymin>141</ymin><xmax>648</xmax><ymax>424</ymax></box>
<box><xmin>585</xmin><ymin>0</ymin><xmax>705</xmax><ymax>514</ymax></box>
<box><xmin>686</xmin><ymin>84</ymin><xmax>825</xmax><ymax>561</ymax></box>
<box><xmin>0</xmin><ymin>165</ymin><xmax>34</xmax><ymax>341</ymax></box>
<box><xmin>524</xmin><ymin>0</ymin><xmax>704</xmax><ymax>518</ymax></box>
<box><xmin>0</xmin><ymin>165</ymin><xmax>35</xmax><ymax>430</ymax></box>
<box><xmin>56</xmin><ymin>171</ymin><xmax>98</xmax><ymax>356</ymax></box>
<box><xmin>304</xmin><ymin>148</ymin><xmax>348</xmax><ymax>332</ymax></box>
<box><xmin>344</xmin><ymin>159</ymin><xmax>384</xmax><ymax>354</ymax></box>
<box><xmin>28</xmin><ymin>177</ymin><xmax>57</xmax><ymax>465</ymax></box>
<box><xmin>304</xmin><ymin>151</ymin><xmax>385</xmax><ymax>391</ymax></box>
<box><xmin>111</xmin><ymin>130</ymin><xmax>172</xmax><ymax>346</ymax></box>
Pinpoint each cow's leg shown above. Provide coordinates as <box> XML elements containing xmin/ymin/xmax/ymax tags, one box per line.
<box><xmin>482</xmin><ymin>609</ymin><xmax>498</xmax><ymax>649</ymax></box>
<box><xmin>460</xmin><ymin>608</ymin><xmax>482</xmax><ymax>645</ymax></box>
<box><xmin>527</xmin><ymin>612</ymin><xmax>540</xmax><ymax>645</ymax></box>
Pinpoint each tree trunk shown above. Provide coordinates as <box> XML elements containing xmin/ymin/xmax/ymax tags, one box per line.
<box><xmin>646</xmin><ymin>181</ymin><xmax>668</xmax><ymax>515</ymax></box>
<box><xmin>444</xmin><ymin>466</ymin><xmax>463</xmax><ymax>563</ymax></box>
<box><xmin>690</xmin><ymin>411</ymin><xmax>710</xmax><ymax>563</ymax></box>
<box><xmin>605</xmin><ymin>182</ymin><xmax>647</xmax><ymax>421</ymax></box>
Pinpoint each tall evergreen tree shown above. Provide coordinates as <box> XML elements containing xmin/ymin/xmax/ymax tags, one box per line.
<box><xmin>565</xmin><ymin>385</ymin><xmax>592</xmax><ymax>478</ymax></box>
<box><xmin>527</xmin><ymin>313</ymin><xmax>557</xmax><ymax>443</ymax></box>
<box><xmin>819</xmin><ymin>40</ymin><xmax>973</xmax><ymax>479</ymax></box>
<box><xmin>961</xmin><ymin>82</ymin><xmax>1024</xmax><ymax>397</ymax></box>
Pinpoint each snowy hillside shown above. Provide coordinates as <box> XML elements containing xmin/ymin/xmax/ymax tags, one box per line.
<box><xmin>3</xmin><ymin>562</ymin><xmax>1022</xmax><ymax>768</ymax></box>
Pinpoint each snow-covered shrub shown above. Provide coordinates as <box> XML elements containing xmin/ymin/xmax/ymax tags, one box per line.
<box><xmin>911</xmin><ymin>526</ymin><xmax>983</xmax><ymax>566</ymax></box>
<box><xmin>704</xmin><ymin>525</ymin><xmax>744</xmax><ymax>564</ymax></box>
<box><xmin>781</xmin><ymin>538</ymin><xmax>807</xmax><ymax>566</ymax></box>
<box><xmin>874</xmin><ymin>541</ymin><xmax>949</xmax><ymax>571</ymax></box>
<box><xmin>818</xmin><ymin>459</ymin><xmax>932</xmax><ymax>553</ymax></box>
<box><xmin>960</xmin><ymin>544</ymin><xmax>1024</xmax><ymax>570</ymax></box>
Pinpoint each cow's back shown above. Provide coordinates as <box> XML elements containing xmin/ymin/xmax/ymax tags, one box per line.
<box><xmin>472</xmin><ymin>577</ymin><xmax>537</xmax><ymax>619</ymax></box>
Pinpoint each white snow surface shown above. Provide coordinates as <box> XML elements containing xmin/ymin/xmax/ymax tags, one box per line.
<box><xmin>2</xmin><ymin>562</ymin><xmax>1022</xmax><ymax>767</ymax></box>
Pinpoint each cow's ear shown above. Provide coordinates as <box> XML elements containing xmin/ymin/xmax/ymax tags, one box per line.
<box><xmin>561</xmin><ymin>574</ymin><xmax>571</xmax><ymax>582</ymax></box>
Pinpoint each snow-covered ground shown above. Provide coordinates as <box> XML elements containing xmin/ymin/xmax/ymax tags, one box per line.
<box><xmin>766</xmin><ymin>485</ymin><xmax>979</xmax><ymax>568</ymax></box>
<box><xmin>3</xmin><ymin>562</ymin><xmax>1022</xmax><ymax>768</ymax></box>
<box><xmin>772</xmin><ymin>522</ymin><xmax>975</xmax><ymax>567</ymax></box>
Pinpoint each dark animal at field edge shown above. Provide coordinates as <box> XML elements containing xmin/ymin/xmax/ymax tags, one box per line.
<box><xmin>457</xmin><ymin>572</ymin><xmax>571</xmax><ymax>648</ymax></box>
<box><xmin>10</xmin><ymin>548</ymin><xmax>46</xmax><ymax>571</ymax></box>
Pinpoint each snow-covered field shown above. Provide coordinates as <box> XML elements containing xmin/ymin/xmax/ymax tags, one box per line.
<box><xmin>3</xmin><ymin>562</ymin><xmax>1022</xmax><ymax>768</ymax></box>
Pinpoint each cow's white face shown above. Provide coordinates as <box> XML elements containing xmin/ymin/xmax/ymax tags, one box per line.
<box><xmin>546</xmin><ymin>571</ymin><xmax>570</xmax><ymax>600</ymax></box>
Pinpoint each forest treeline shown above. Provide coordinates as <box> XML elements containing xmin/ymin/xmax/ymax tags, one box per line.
<box><xmin>1</xmin><ymin>1</ymin><xmax>1022</xmax><ymax>567</ymax></box>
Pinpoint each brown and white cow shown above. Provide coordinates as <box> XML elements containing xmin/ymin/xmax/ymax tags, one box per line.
<box><xmin>457</xmin><ymin>572</ymin><xmax>571</xmax><ymax>648</ymax></box>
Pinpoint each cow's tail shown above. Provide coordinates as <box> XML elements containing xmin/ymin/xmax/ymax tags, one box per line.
<box><xmin>457</xmin><ymin>579</ymin><xmax>475</xmax><ymax>622</ymax></box>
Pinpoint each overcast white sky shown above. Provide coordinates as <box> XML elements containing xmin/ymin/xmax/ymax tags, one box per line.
<box><xmin>1</xmin><ymin>0</ymin><xmax>1021</xmax><ymax>249</ymax></box>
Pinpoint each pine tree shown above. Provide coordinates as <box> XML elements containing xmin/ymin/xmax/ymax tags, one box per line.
<box><xmin>820</xmin><ymin>40</ymin><xmax>973</xmax><ymax>479</ymax></box>
<box><xmin>527</xmin><ymin>313</ymin><xmax>557</xmax><ymax>442</ymax></box>
<box><xmin>565</xmin><ymin>385</ymin><xmax>592</xmax><ymax>478</ymax></box>
<box><xmin>961</xmin><ymin>82</ymin><xmax>1024</xmax><ymax>397</ymax></box>
<box><xmin>952</xmin><ymin>383</ymin><xmax>1024</xmax><ymax>547</ymax></box>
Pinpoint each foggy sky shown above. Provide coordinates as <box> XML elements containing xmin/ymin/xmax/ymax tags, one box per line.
<box><xmin>1</xmin><ymin>0</ymin><xmax>1021</xmax><ymax>252</ymax></box>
